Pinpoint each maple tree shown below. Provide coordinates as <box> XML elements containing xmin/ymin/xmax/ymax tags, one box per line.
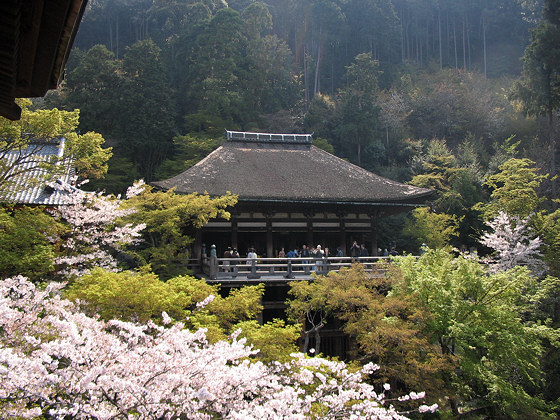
<box><xmin>65</xmin><ymin>268</ymin><xmax>300</xmax><ymax>361</ymax></box>
<box><xmin>287</xmin><ymin>264</ymin><xmax>453</xmax><ymax>406</ymax></box>
<box><xmin>393</xmin><ymin>249</ymin><xmax>553</xmax><ymax>417</ymax></box>
<box><xmin>0</xmin><ymin>207</ymin><xmax>62</xmax><ymax>281</ymax></box>
<box><xmin>122</xmin><ymin>184</ymin><xmax>237</xmax><ymax>278</ymax></box>
<box><xmin>0</xmin><ymin>99</ymin><xmax>111</xmax><ymax>192</ymax></box>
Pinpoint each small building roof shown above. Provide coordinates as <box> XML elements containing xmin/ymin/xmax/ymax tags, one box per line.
<box><xmin>0</xmin><ymin>138</ymin><xmax>76</xmax><ymax>206</ymax></box>
<box><xmin>153</xmin><ymin>131</ymin><xmax>433</xmax><ymax>206</ymax></box>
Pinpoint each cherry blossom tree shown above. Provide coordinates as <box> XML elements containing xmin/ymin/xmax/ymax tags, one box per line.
<box><xmin>479</xmin><ymin>211</ymin><xmax>544</xmax><ymax>274</ymax></box>
<box><xmin>52</xmin><ymin>180</ymin><xmax>147</xmax><ymax>277</ymax></box>
<box><xmin>0</xmin><ymin>276</ymin><xmax>436</xmax><ymax>419</ymax></box>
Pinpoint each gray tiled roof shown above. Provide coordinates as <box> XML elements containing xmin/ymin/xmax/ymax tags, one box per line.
<box><xmin>0</xmin><ymin>138</ymin><xmax>75</xmax><ymax>206</ymax></box>
<box><xmin>153</xmin><ymin>135</ymin><xmax>433</xmax><ymax>205</ymax></box>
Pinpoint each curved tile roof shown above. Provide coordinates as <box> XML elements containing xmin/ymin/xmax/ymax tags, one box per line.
<box><xmin>153</xmin><ymin>136</ymin><xmax>433</xmax><ymax>205</ymax></box>
<box><xmin>0</xmin><ymin>138</ymin><xmax>75</xmax><ymax>206</ymax></box>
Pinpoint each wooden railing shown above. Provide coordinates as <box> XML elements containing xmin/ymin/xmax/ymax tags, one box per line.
<box><xmin>201</xmin><ymin>256</ymin><xmax>392</xmax><ymax>281</ymax></box>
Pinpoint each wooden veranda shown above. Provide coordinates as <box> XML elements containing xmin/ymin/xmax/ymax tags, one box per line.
<box><xmin>198</xmin><ymin>256</ymin><xmax>391</xmax><ymax>283</ymax></box>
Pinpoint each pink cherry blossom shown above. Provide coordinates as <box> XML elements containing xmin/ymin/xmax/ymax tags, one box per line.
<box><xmin>51</xmin><ymin>181</ymin><xmax>146</xmax><ymax>277</ymax></box>
<box><xmin>0</xmin><ymin>276</ymin><xmax>433</xmax><ymax>419</ymax></box>
<box><xmin>480</xmin><ymin>211</ymin><xmax>544</xmax><ymax>274</ymax></box>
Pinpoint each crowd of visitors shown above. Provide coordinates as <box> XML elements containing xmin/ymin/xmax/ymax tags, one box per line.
<box><xmin>218</xmin><ymin>242</ymin><xmax>398</xmax><ymax>262</ymax></box>
<box><xmin>215</xmin><ymin>242</ymin><xmax>399</xmax><ymax>275</ymax></box>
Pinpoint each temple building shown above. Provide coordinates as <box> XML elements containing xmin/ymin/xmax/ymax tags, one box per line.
<box><xmin>153</xmin><ymin>131</ymin><xmax>433</xmax><ymax>258</ymax></box>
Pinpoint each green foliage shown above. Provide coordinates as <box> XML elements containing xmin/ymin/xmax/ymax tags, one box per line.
<box><xmin>236</xmin><ymin>319</ymin><xmax>301</xmax><ymax>363</ymax></box>
<box><xmin>511</xmin><ymin>10</ymin><xmax>560</xmax><ymax>119</ymax></box>
<box><xmin>286</xmin><ymin>278</ymin><xmax>329</xmax><ymax>327</ymax></box>
<box><xmin>118</xmin><ymin>39</ymin><xmax>177</xmax><ymax>181</ymax></box>
<box><xmin>156</xmin><ymin>134</ymin><xmax>221</xmax><ymax>180</ymax></box>
<box><xmin>410</xmin><ymin>138</ymin><xmax>483</xmax><ymax>213</ymax></box>
<box><xmin>66</xmin><ymin>131</ymin><xmax>112</xmax><ymax>180</ymax></box>
<box><xmin>52</xmin><ymin>41</ymin><xmax>175</xmax><ymax>182</ymax></box>
<box><xmin>393</xmin><ymin>249</ymin><xmax>554</xmax><ymax>417</ymax></box>
<box><xmin>303</xmin><ymin>94</ymin><xmax>336</xmax><ymax>138</ymax></box>
<box><xmin>0</xmin><ymin>100</ymin><xmax>111</xmax><ymax>191</ymax></box>
<box><xmin>403</xmin><ymin>207</ymin><xmax>459</xmax><ymax>250</ymax></box>
<box><xmin>182</xmin><ymin>8</ymin><xmax>248</xmax><ymax>124</ymax></box>
<box><xmin>408</xmin><ymin>138</ymin><xmax>485</xmax><ymax>249</ymax></box>
<box><xmin>0</xmin><ymin>207</ymin><xmax>62</xmax><ymax>281</ymax></box>
<box><xmin>66</xmin><ymin>268</ymin><xmax>186</xmax><ymax>323</ymax></box>
<box><xmin>410</xmin><ymin>138</ymin><xmax>456</xmax><ymax>192</ymax></box>
<box><xmin>206</xmin><ymin>284</ymin><xmax>265</xmax><ymax>333</ymax></box>
<box><xmin>333</xmin><ymin>53</ymin><xmax>382</xmax><ymax>165</ymax></box>
<box><xmin>242</xmin><ymin>2</ymin><xmax>273</xmax><ymax>39</ymax></box>
<box><xmin>406</xmin><ymin>70</ymin><xmax>508</xmax><ymax>150</ymax></box>
<box><xmin>87</xmin><ymin>156</ymin><xmax>139</xmax><ymax>196</ymax></box>
<box><xmin>311</xmin><ymin>137</ymin><xmax>334</xmax><ymax>154</ymax></box>
<box><xmin>510</xmin><ymin>0</ymin><xmax>560</xmax><ymax>200</ymax></box>
<box><xmin>535</xmin><ymin>208</ymin><xmax>560</xmax><ymax>279</ymax></box>
<box><xmin>59</xmin><ymin>45</ymin><xmax>121</xmax><ymax>134</ymax></box>
<box><xmin>66</xmin><ymin>268</ymin><xmax>298</xmax><ymax>361</ymax></box>
<box><xmin>47</xmin><ymin>0</ymin><xmax>548</xmax><ymax>199</ymax></box>
<box><xmin>287</xmin><ymin>264</ymin><xmax>454</xmax><ymax>403</ymax></box>
<box><xmin>478</xmin><ymin>157</ymin><xmax>548</xmax><ymax>219</ymax></box>
<box><xmin>123</xmin><ymin>185</ymin><xmax>237</xmax><ymax>278</ymax></box>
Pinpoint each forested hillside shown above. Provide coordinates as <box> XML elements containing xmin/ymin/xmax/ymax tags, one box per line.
<box><xmin>39</xmin><ymin>0</ymin><xmax>551</xmax><ymax>191</ymax></box>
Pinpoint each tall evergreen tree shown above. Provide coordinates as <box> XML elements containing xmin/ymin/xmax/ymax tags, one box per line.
<box><xmin>118</xmin><ymin>39</ymin><xmax>177</xmax><ymax>181</ymax></box>
<box><xmin>333</xmin><ymin>53</ymin><xmax>382</xmax><ymax>166</ymax></box>
<box><xmin>511</xmin><ymin>0</ymin><xmax>560</xmax><ymax>198</ymax></box>
<box><xmin>184</xmin><ymin>8</ymin><xmax>248</xmax><ymax>126</ymax></box>
<box><xmin>60</xmin><ymin>45</ymin><xmax>122</xmax><ymax>135</ymax></box>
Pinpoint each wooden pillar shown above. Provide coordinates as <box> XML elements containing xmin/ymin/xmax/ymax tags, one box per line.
<box><xmin>266</xmin><ymin>216</ymin><xmax>273</xmax><ymax>257</ymax></box>
<box><xmin>338</xmin><ymin>212</ymin><xmax>346</xmax><ymax>255</ymax></box>
<box><xmin>305</xmin><ymin>211</ymin><xmax>314</xmax><ymax>247</ymax></box>
<box><xmin>370</xmin><ymin>214</ymin><xmax>378</xmax><ymax>256</ymax></box>
<box><xmin>194</xmin><ymin>230</ymin><xmax>202</xmax><ymax>261</ymax></box>
<box><xmin>231</xmin><ymin>218</ymin><xmax>238</xmax><ymax>250</ymax></box>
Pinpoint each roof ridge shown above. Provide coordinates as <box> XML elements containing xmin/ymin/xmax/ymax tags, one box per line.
<box><xmin>225</xmin><ymin>130</ymin><xmax>312</xmax><ymax>145</ymax></box>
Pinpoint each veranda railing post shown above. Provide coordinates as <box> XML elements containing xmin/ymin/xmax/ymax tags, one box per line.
<box><xmin>285</xmin><ymin>259</ymin><xmax>295</xmax><ymax>279</ymax></box>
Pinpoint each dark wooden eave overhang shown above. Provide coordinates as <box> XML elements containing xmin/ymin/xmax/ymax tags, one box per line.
<box><xmin>0</xmin><ymin>0</ymin><xmax>88</xmax><ymax>120</ymax></box>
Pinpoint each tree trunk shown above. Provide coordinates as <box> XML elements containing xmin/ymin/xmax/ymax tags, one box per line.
<box><xmin>400</xmin><ymin>5</ymin><xmax>405</xmax><ymax>62</ymax></box>
<box><xmin>357</xmin><ymin>138</ymin><xmax>362</xmax><ymax>166</ymax></box>
<box><xmin>314</xmin><ymin>41</ymin><xmax>322</xmax><ymax>96</ymax></box>
<box><xmin>482</xmin><ymin>16</ymin><xmax>487</xmax><ymax>78</ymax></box>
<box><xmin>303</xmin><ymin>330</ymin><xmax>310</xmax><ymax>353</ymax></box>
<box><xmin>549</xmin><ymin>108</ymin><xmax>557</xmax><ymax>204</ymax></box>
<box><xmin>116</xmin><ymin>14</ymin><xmax>119</xmax><ymax>59</ymax></box>
<box><xmin>303</xmin><ymin>321</ymin><xmax>324</xmax><ymax>354</ymax></box>
<box><xmin>315</xmin><ymin>327</ymin><xmax>321</xmax><ymax>354</ymax></box>
<box><xmin>453</xmin><ymin>17</ymin><xmax>458</xmax><ymax>69</ymax></box>
<box><xmin>438</xmin><ymin>8</ymin><xmax>442</xmax><ymax>69</ymax></box>
<box><xmin>463</xmin><ymin>16</ymin><xmax>466</xmax><ymax>70</ymax></box>
<box><xmin>304</xmin><ymin>45</ymin><xmax>309</xmax><ymax>110</ymax></box>
<box><xmin>466</xmin><ymin>14</ymin><xmax>471</xmax><ymax>69</ymax></box>
<box><xmin>386</xmin><ymin>125</ymin><xmax>390</xmax><ymax>166</ymax></box>
<box><xmin>109</xmin><ymin>20</ymin><xmax>113</xmax><ymax>55</ymax></box>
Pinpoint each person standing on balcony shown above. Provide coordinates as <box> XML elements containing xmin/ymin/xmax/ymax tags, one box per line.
<box><xmin>223</xmin><ymin>247</ymin><xmax>232</xmax><ymax>272</ymax></box>
<box><xmin>359</xmin><ymin>244</ymin><xmax>369</xmax><ymax>257</ymax></box>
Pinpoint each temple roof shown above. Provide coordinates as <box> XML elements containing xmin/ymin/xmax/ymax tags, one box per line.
<box><xmin>0</xmin><ymin>138</ymin><xmax>76</xmax><ymax>206</ymax></box>
<box><xmin>153</xmin><ymin>132</ymin><xmax>433</xmax><ymax>206</ymax></box>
